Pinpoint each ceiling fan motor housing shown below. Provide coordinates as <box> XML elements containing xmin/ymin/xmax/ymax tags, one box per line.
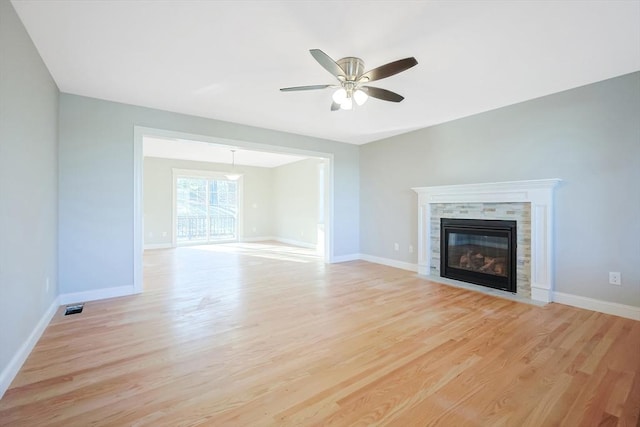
<box><xmin>337</xmin><ymin>57</ymin><xmax>366</xmax><ymax>81</ymax></box>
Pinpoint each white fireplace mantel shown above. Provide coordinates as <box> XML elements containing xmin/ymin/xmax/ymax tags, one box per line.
<box><xmin>412</xmin><ymin>179</ymin><xmax>561</xmax><ymax>303</ymax></box>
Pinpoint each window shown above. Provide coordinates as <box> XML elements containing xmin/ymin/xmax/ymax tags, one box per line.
<box><xmin>175</xmin><ymin>173</ymin><xmax>239</xmax><ymax>243</ymax></box>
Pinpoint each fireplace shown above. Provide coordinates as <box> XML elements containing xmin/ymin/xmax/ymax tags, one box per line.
<box><xmin>440</xmin><ymin>218</ymin><xmax>517</xmax><ymax>293</ymax></box>
<box><xmin>412</xmin><ymin>179</ymin><xmax>560</xmax><ymax>303</ymax></box>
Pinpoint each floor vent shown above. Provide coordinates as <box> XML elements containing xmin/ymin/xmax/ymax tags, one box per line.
<box><xmin>65</xmin><ymin>303</ymin><xmax>84</xmax><ymax>316</ymax></box>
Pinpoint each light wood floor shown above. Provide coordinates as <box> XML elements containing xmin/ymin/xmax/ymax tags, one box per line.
<box><xmin>1</xmin><ymin>242</ymin><xmax>639</xmax><ymax>426</ymax></box>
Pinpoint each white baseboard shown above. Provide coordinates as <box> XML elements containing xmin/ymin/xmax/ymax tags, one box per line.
<box><xmin>59</xmin><ymin>285</ymin><xmax>137</xmax><ymax>305</ymax></box>
<box><xmin>531</xmin><ymin>286</ymin><xmax>552</xmax><ymax>304</ymax></box>
<box><xmin>143</xmin><ymin>243</ymin><xmax>173</xmax><ymax>250</ymax></box>
<box><xmin>274</xmin><ymin>237</ymin><xmax>317</xmax><ymax>249</ymax></box>
<box><xmin>553</xmin><ymin>291</ymin><xmax>640</xmax><ymax>321</ymax></box>
<box><xmin>359</xmin><ymin>254</ymin><xmax>419</xmax><ymax>272</ymax></box>
<box><xmin>330</xmin><ymin>253</ymin><xmax>362</xmax><ymax>263</ymax></box>
<box><xmin>329</xmin><ymin>253</ymin><xmax>418</xmax><ymax>271</ymax></box>
<box><xmin>178</xmin><ymin>236</ymin><xmax>313</xmax><ymax>249</ymax></box>
<box><xmin>0</xmin><ymin>296</ymin><xmax>60</xmax><ymax>399</ymax></box>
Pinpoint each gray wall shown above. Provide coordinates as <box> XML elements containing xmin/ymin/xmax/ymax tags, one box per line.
<box><xmin>0</xmin><ymin>1</ymin><xmax>59</xmax><ymax>379</ymax></box>
<box><xmin>143</xmin><ymin>157</ymin><xmax>274</xmax><ymax>245</ymax></box>
<box><xmin>59</xmin><ymin>93</ymin><xmax>360</xmax><ymax>294</ymax></box>
<box><xmin>360</xmin><ymin>72</ymin><xmax>640</xmax><ymax>307</ymax></box>
<box><xmin>273</xmin><ymin>158</ymin><xmax>322</xmax><ymax>246</ymax></box>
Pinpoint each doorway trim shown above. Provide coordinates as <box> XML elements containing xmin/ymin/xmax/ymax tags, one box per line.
<box><xmin>133</xmin><ymin>126</ymin><xmax>335</xmax><ymax>293</ymax></box>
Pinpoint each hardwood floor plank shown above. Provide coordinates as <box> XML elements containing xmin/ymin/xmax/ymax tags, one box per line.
<box><xmin>619</xmin><ymin>372</ymin><xmax>640</xmax><ymax>427</ymax></box>
<box><xmin>1</xmin><ymin>243</ymin><xmax>639</xmax><ymax>426</ymax></box>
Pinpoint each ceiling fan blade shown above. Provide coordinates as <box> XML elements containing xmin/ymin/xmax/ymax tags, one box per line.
<box><xmin>280</xmin><ymin>84</ymin><xmax>331</xmax><ymax>92</ymax></box>
<box><xmin>362</xmin><ymin>86</ymin><xmax>405</xmax><ymax>102</ymax></box>
<box><xmin>310</xmin><ymin>49</ymin><xmax>346</xmax><ymax>78</ymax></box>
<box><xmin>331</xmin><ymin>101</ymin><xmax>341</xmax><ymax>111</ymax></box>
<box><xmin>359</xmin><ymin>57</ymin><xmax>418</xmax><ymax>82</ymax></box>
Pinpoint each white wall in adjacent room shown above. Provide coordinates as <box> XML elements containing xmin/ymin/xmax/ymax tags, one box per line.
<box><xmin>273</xmin><ymin>158</ymin><xmax>323</xmax><ymax>247</ymax></box>
<box><xmin>143</xmin><ymin>157</ymin><xmax>274</xmax><ymax>246</ymax></box>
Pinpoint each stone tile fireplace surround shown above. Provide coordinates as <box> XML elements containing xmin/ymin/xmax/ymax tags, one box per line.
<box><xmin>412</xmin><ymin>180</ymin><xmax>561</xmax><ymax>303</ymax></box>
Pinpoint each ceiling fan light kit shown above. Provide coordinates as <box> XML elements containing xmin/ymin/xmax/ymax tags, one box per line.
<box><xmin>280</xmin><ymin>49</ymin><xmax>417</xmax><ymax>111</ymax></box>
<box><xmin>331</xmin><ymin>87</ymin><xmax>368</xmax><ymax>109</ymax></box>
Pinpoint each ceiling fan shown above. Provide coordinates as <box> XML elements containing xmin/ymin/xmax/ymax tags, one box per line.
<box><xmin>280</xmin><ymin>49</ymin><xmax>418</xmax><ymax>111</ymax></box>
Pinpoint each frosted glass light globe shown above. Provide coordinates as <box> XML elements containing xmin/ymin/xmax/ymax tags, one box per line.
<box><xmin>340</xmin><ymin>98</ymin><xmax>353</xmax><ymax>110</ymax></box>
<box><xmin>354</xmin><ymin>89</ymin><xmax>368</xmax><ymax>106</ymax></box>
<box><xmin>332</xmin><ymin>88</ymin><xmax>347</xmax><ymax>104</ymax></box>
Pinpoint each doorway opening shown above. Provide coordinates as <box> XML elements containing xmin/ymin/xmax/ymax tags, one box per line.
<box><xmin>133</xmin><ymin>127</ymin><xmax>334</xmax><ymax>293</ymax></box>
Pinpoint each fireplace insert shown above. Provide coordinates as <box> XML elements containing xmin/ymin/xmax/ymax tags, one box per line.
<box><xmin>440</xmin><ymin>218</ymin><xmax>517</xmax><ymax>293</ymax></box>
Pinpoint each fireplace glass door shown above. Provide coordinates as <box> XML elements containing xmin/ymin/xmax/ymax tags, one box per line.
<box><xmin>441</xmin><ymin>218</ymin><xmax>517</xmax><ymax>292</ymax></box>
<box><xmin>448</xmin><ymin>232</ymin><xmax>508</xmax><ymax>276</ymax></box>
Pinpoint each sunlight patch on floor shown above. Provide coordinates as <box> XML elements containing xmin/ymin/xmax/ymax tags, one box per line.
<box><xmin>188</xmin><ymin>241</ymin><xmax>320</xmax><ymax>264</ymax></box>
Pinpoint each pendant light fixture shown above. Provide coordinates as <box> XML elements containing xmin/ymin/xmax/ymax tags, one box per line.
<box><xmin>225</xmin><ymin>149</ymin><xmax>241</xmax><ymax>181</ymax></box>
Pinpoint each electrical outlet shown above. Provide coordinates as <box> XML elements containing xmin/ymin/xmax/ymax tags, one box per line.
<box><xmin>394</xmin><ymin>243</ymin><xmax>399</xmax><ymax>251</ymax></box>
<box><xmin>609</xmin><ymin>272</ymin><xmax>621</xmax><ymax>286</ymax></box>
<box><xmin>45</xmin><ymin>277</ymin><xmax>50</xmax><ymax>292</ymax></box>
<box><xmin>162</xmin><ymin>231</ymin><xmax>167</xmax><ymax>237</ymax></box>
<box><xmin>148</xmin><ymin>231</ymin><xmax>154</xmax><ymax>238</ymax></box>
<box><xmin>409</xmin><ymin>245</ymin><xmax>414</xmax><ymax>253</ymax></box>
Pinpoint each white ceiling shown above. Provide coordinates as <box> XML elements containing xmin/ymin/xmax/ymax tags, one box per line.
<box><xmin>12</xmin><ymin>0</ymin><xmax>640</xmax><ymax>145</ymax></box>
<box><xmin>143</xmin><ymin>136</ymin><xmax>308</xmax><ymax>168</ymax></box>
